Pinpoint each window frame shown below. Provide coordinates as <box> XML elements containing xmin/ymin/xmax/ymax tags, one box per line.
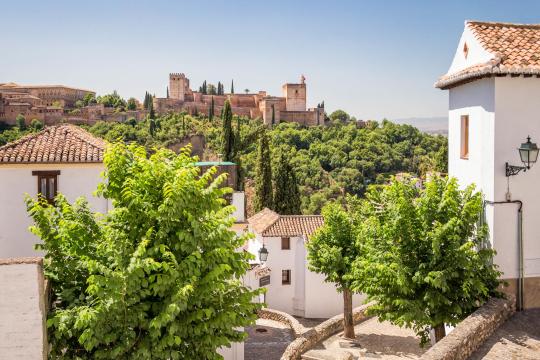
<box><xmin>281</xmin><ymin>237</ymin><xmax>290</xmax><ymax>250</ymax></box>
<box><xmin>282</xmin><ymin>269</ymin><xmax>291</xmax><ymax>285</ymax></box>
<box><xmin>32</xmin><ymin>170</ymin><xmax>60</xmax><ymax>204</ymax></box>
<box><xmin>460</xmin><ymin>115</ymin><xmax>469</xmax><ymax>160</ymax></box>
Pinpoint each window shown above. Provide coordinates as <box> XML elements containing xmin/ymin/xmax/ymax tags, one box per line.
<box><xmin>463</xmin><ymin>42</ymin><xmax>469</xmax><ymax>59</ymax></box>
<box><xmin>460</xmin><ymin>115</ymin><xmax>469</xmax><ymax>159</ymax></box>
<box><xmin>281</xmin><ymin>237</ymin><xmax>290</xmax><ymax>250</ymax></box>
<box><xmin>282</xmin><ymin>270</ymin><xmax>291</xmax><ymax>285</ymax></box>
<box><xmin>32</xmin><ymin>170</ymin><xmax>60</xmax><ymax>204</ymax></box>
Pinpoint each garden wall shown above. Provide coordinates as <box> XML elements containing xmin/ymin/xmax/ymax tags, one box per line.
<box><xmin>420</xmin><ymin>296</ymin><xmax>515</xmax><ymax>360</ymax></box>
<box><xmin>0</xmin><ymin>257</ymin><xmax>48</xmax><ymax>360</ymax></box>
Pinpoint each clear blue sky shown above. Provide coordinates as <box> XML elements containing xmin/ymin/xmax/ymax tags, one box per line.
<box><xmin>2</xmin><ymin>0</ymin><xmax>540</xmax><ymax>120</ymax></box>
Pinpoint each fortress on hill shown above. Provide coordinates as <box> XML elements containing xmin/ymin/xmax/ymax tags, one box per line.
<box><xmin>154</xmin><ymin>73</ymin><xmax>325</xmax><ymax>126</ymax></box>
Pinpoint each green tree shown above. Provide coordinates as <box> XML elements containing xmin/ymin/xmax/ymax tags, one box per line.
<box><xmin>329</xmin><ymin>110</ymin><xmax>350</xmax><ymax>123</ymax></box>
<box><xmin>273</xmin><ymin>153</ymin><xmax>301</xmax><ymax>215</ymax></box>
<box><xmin>231</xmin><ymin>80</ymin><xmax>234</xmax><ymax>94</ymax></box>
<box><xmin>208</xmin><ymin>96</ymin><xmax>215</xmax><ymax>122</ymax></box>
<box><xmin>166</xmin><ymin>86</ymin><xmax>169</xmax><ymax>99</ymax></box>
<box><xmin>27</xmin><ymin>143</ymin><xmax>262</xmax><ymax>359</ymax></box>
<box><xmin>83</xmin><ymin>93</ymin><xmax>97</xmax><ymax>106</ymax></box>
<box><xmin>307</xmin><ymin>201</ymin><xmax>361</xmax><ymax>338</ymax></box>
<box><xmin>75</xmin><ymin>100</ymin><xmax>84</xmax><ymax>108</ymax></box>
<box><xmin>352</xmin><ymin>176</ymin><xmax>501</xmax><ymax>344</ymax></box>
<box><xmin>30</xmin><ymin>118</ymin><xmax>44</xmax><ymax>131</ymax></box>
<box><xmin>15</xmin><ymin>114</ymin><xmax>26</xmax><ymax>130</ymax></box>
<box><xmin>271</xmin><ymin>105</ymin><xmax>275</xmax><ymax>125</ymax></box>
<box><xmin>222</xmin><ymin>100</ymin><xmax>234</xmax><ymax>161</ymax></box>
<box><xmin>127</xmin><ymin>97</ymin><xmax>137</xmax><ymax>111</ymax></box>
<box><xmin>254</xmin><ymin>129</ymin><xmax>273</xmax><ymax>212</ymax></box>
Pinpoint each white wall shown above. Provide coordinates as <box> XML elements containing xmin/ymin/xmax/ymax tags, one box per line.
<box><xmin>448</xmin><ymin>76</ymin><xmax>540</xmax><ymax>280</ymax></box>
<box><xmin>0</xmin><ymin>260</ymin><xmax>47</xmax><ymax>359</ymax></box>
<box><xmin>218</xmin><ymin>341</ymin><xmax>244</xmax><ymax>360</ymax></box>
<box><xmin>0</xmin><ymin>163</ymin><xmax>108</xmax><ymax>258</ymax></box>
<box><xmin>231</xmin><ymin>192</ymin><xmax>245</xmax><ymax>223</ymax></box>
<box><xmin>246</xmin><ymin>232</ymin><xmax>364</xmax><ymax>318</ymax></box>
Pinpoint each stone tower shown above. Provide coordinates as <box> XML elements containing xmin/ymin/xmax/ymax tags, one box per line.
<box><xmin>282</xmin><ymin>75</ymin><xmax>307</xmax><ymax>111</ymax></box>
<box><xmin>169</xmin><ymin>73</ymin><xmax>189</xmax><ymax>101</ymax></box>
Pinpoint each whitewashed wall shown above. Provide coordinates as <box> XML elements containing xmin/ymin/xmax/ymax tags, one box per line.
<box><xmin>448</xmin><ymin>76</ymin><xmax>540</xmax><ymax>280</ymax></box>
<box><xmin>218</xmin><ymin>341</ymin><xmax>244</xmax><ymax>360</ymax></box>
<box><xmin>0</xmin><ymin>258</ymin><xmax>47</xmax><ymax>359</ymax></box>
<box><xmin>246</xmin><ymin>232</ymin><xmax>364</xmax><ymax>318</ymax></box>
<box><xmin>0</xmin><ymin>163</ymin><xmax>108</xmax><ymax>258</ymax></box>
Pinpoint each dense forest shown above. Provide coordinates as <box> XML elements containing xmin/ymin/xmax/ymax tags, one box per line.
<box><xmin>0</xmin><ymin>110</ymin><xmax>447</xmax><ymax>214</ymax></box>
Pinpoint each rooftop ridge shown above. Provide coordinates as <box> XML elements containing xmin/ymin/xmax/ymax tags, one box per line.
<box><xmin>466</xmin><ymin>20</ymin><xmax>540</xmax><ymax>29</ymax></box>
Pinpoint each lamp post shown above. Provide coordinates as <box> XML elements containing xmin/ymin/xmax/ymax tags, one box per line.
<box><xmin>505</xmin><ymin>136</ymin><xmax>539</xmax><ymax>177</ymax></box>
<box><xmin>258</xmin><ymin>244</ymin><xmax>269</xmax><ymax>263</ymax></box>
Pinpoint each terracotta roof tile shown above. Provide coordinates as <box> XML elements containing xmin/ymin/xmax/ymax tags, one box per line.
<box><xmin>0</xmin><ymin>124</ymin><xmax>106</xmax><ymax>164</ymax></box>
<box><xmin>248</xmin><ymin>208</ymin><xmax>324</xmax><ymax>239</ymax></box>
<box><xmin>436</xmin><ymin>21</ymin><xmax>540</xmax><ymax>89</ymax></box>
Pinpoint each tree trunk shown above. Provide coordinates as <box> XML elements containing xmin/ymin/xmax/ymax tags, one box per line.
<box><xmin>434</xmin><ymin>324</ymin><xmax>446</xmax><ymax>342</ymax></box>
<box><xmin>343</xmin><ymin>288</ymin><xmax>355</xmax><ymax>339</ymax></box>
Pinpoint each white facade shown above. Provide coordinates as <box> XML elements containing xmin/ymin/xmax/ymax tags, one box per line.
<box><xmin>0</xmin><ymin>163</ymin><xmax>109</xmax><ymax>258</ymax></box>
<box><xmin>246</xmin><ymin>232</ymin><xmax>364</xmax><ymax>319</ymax></box>
<box><xmin>443</xmin><ymin>23</ymin><xmax>540</xmax><ymax>290</ymax></box>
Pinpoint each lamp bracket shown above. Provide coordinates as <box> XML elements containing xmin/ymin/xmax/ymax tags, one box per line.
<box><xmin>506</xmin><ymin>162</ymin><xmax>527</xmax><ymax>177</ymax></box>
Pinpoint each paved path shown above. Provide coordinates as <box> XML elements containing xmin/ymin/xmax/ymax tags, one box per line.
<box><xmin>245</xmin><ymin>318</ymin><xmax>295</xmax><ymax>360</ymax></box>
<box><xmin>304</xmin><ymin>317</ymin><xmax>428</xmax><ymax>360</ymax></box>
<box><xmin>469</xmin><ymin>309</ymin><xmax>540</xmax><ymax>360</ymax></box>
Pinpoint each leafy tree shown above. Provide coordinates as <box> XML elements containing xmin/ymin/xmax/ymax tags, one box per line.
<box><xmin>329</xmin><ymin>110</ymin><xmax>350</xmax><ymax>123</ymax></box>
<box><xmin>208</xmin><ymin>84</ymin><xmax>217</xmax><ymax>96</ymax></box>
<box><xmin>307</xmin><ymin>201</ymin><xmax>361</xmax><ymax>339</ymax></box>
<box><xmin>254</xmin><ymin>129</ymin><xmax>273</xmax><ymax>212</ymax></box>
<box><xmin>208</xmin><ymin>96</ymin><xmax>215</xmax><ymax>122</ymax></box>
<box><xmin>231</xmin><ymin>80</ymin><xmax>234</xmax><ymax>94</ymax></box>
<box><xmin>15</xmin><ymin>114</ymin><xmax>26</xmax><ymax>130</ymax></box>
<box><xmin>244</xmin><ymin>89</ymin><xmax>249</xmax><ymax>94</ymax></box>
<box><xmin>273</xmin><ymin>153</ymin><xmax>301</xmax><ymax>215</ymax></box>
<box><xmin>127</xmin><ymin>97</ymin><xmax>137</xmax><ymax>111</ymax></box>
<box><xmin>97</xmin><ymin>91</ymin><xmax>126</xmax><ymax>110</ymax></box>
<box><xmin>352</xmin><ymin>176</ymin><xmax>501</xmax><ymax>344</ymax></box>
<box><xmin>83</xmin><ymin>93</ymin><xmax>97</xmax><ymax>106</ymax></box>
<box><xmin>27</xmin><ymin>142</ymin><xmax>262</xmax><ymax>359</ymax></box>
<box><xmin>30</xmin><ymin>118</ymin><xmax>44</xmax><ymax>131</ymax></box>
<box><xmin>222</xmin><ymin>100</ymin><xmax>234</xmax><ymax>161</ymax></box>
<box><xmin>75</xmin><ymin>100</ymin><xmax>85</xmax><ymax>108</ymax></box>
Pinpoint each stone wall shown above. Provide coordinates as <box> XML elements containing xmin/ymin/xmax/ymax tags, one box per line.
<box><xmin>280</xmin><ymin>302</ymin><xmax>373</xmax><ymax>360</ymax></box>
<box><xmin>257</xmin><ymin>308</ymin><xmax>307</xmax><ymax>337</ymax></box>
<box><xmin>420</xmin><ymin>296</ymin><xmax>515</xmax><ymax>360</ymax></box>
<box><xmin>0</xmin><ymin>257</ymin><xmax>48</xmax><ymax>360</ymax></box>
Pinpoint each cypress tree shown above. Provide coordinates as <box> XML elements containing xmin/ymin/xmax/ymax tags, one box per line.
<box><xmin>208</xmin><ymin>96</ymin><xmax>214</xmax><ymax>121</ymax></box>
<box><xmin>271</xmin><ymin>104</ymin><xmax>275</xmax><ymax>125</ymax></box>
<box><xmin>254</xmin><ymin>129</ymin><xmax>273</xmax><ymax>212</ymax></box>
<box><xmin>166</xmin><ymin>86</ymin><xmax>169</xmax><ymax>98</ymax></box>
<box><xmin>222</xmin><ymin>100</ymin><xmax>234</xmax><ymax>161</ymax></box>
<box><xmin>202</xmin><ymin>81</ymin><xmax>207</xmax><ymax>94</ymax></box>
<box><xmin>273</xmin><ymin>153</ymin><xmax>301</xmax><ymax>215</ymax></box>
<box><xmin>231</xmin><ymin>80</ymin><xmax>234</xmax><ymax>94</ymax></box>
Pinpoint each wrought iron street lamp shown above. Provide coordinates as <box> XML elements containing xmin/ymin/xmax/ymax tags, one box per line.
<box><xmin>258</xmin><ymin>244</ymin><xmax>269</xmax><ymax>262</ymax></box>
<box><xmin>506</xmin><ymin>136</ymin><xmax>539</xmax><ymax>177</ymax></box>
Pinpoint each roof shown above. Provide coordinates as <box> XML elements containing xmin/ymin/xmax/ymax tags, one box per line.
<box><xmin>436</xmin><ymin>21</ymin><xmax>540</xmax><ymax>89</ymax></box>
<box><xmin>0</xmin><ymin>82</ymin><xmax>95</xmax><ymax>93</ymax></box>
<box><xmin>0</xmin><ymin>124</ymin><xmax>106</xmax><ymax>164</ymax></box>
<box><xmin>248</xmin><ymin>208</ymin><xmax>324</xmax><ymax>239</ymax></box>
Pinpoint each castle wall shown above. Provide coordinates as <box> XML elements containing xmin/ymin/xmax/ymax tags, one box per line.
<box><xmin>282</xmin><ymin>83</ymin><xmax>306</xmax><ymax>111</ymax></box>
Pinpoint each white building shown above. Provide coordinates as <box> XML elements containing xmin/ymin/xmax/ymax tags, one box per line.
<box><xmin>245</xmin><ymin>208</ymin><xmax>364</xmax><ymax>318</ymax></box>
<box><xmin>436</xmin><ymin>20</ymin><xmax>540</xmax><ymax>309</ymax></box>
<box><xmin>0</xmin><ymin>124</ymin><xmax>109</xmax><ymax>258</ymax></box>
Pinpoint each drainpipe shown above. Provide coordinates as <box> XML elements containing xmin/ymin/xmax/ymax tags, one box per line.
<box><xmin>484</xmin><ymin>200</ymin><xmax>523</xmax><ymax>311</ymax></box>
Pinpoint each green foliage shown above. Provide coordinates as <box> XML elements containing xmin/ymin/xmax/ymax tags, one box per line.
<box><xmin>30</xmin><ymin>118</ymin><xmax>44</xmax><ymax>131</ymax></box>
<box><xmin>15</xmin><ymin>114</ymin><xmax>26</xmax><ymax>130</ymax></box>
<box><xmin>75</xmin><ymin>99</ymin><xmax>85</xmax><ymax>108</ymax></box>
<box><xmin>83</xmin><ymin>93</ymin><xmax>97</xmax><ymax>106</ymax></box>
<box><xmin>273</xmin><ymin>153</ymin><xmax>301</xmax><ymax>214</ymax></box>
<box><xmin>221</xmin><ymin>100</ymin><xmax>234</xmax><ymax>161</ymax></box>
<box><xmin>307</xmin><ymin>200</ymin><xmax>361</xmax><ymax>290</ymax></box>
<box><xmin>27</xmin><ymin>143</ymin><xmax>262</xmax><ymax>359</ymax></box>
<box><xmin>351</xmin><ymin>176</ymin><xmax>501</xmax><ymax>345</ymax></box>
<box><xmin>127</xmin><ymin>97</ymin><xmax>137</xmax><ymax>111</ymax></box>
<box><xmin>230</xmin><ymin>80</ymin><xmax>234</xmax><ymax>94</ymax></box>
<box><xmin>97</xmin><ymin>90</ymin><xmax>127</xmax><ymax>110</ymax></box>
<box><xmin>209</xmin><ymin>96</ymin><xmax>215</xmax><ymax>122</ymax></box>
<box><xmin>329</xmin><ymin>109</ymin><xmax>350</xmax><ymax>123</ymax></box>
<box><xmin>254</xmin><ymin>129</ymin><xmax>273</xmax><ymax>212</ymax></box>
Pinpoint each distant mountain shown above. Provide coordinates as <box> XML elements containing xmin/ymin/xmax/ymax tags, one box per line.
<box><xmin>392</xmin><ymin>117</ymin><xmax>448</xmax><ymax>135</ymax></box>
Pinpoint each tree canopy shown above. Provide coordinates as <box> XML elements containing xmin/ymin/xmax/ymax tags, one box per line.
<box><xmin>351</xmin><ymin>176</ymin><xmax>501</xmax><ymax>344</ymax></box>
<box><xmin>27</xmin><ymin>143</ymin><xmax>262</xmax><ymax>359</ymax></box>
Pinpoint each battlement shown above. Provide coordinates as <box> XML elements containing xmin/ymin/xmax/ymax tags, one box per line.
<box><xmin>169</xmin><ymin>73</ymin><xmax>186</xmax><ymax>79</ymax></box>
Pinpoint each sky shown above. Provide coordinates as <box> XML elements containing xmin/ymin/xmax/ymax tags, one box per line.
<box><xmin>2</xmin><ymin>0</ymin><xmax>540</xmax><ymax>120</ymax></box>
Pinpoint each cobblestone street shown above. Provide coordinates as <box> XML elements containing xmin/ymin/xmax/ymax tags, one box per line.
<box><xmin>245</xmin><ymin>319</ymin><xmax>295</xmax><ymax>360</ymax></box>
